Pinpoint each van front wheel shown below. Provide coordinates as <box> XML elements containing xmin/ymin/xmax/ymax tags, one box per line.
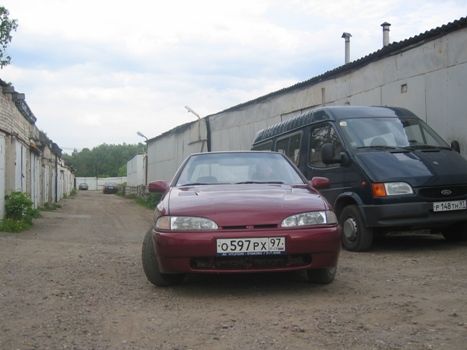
<box><xmin>339</xmin><ymin>205</ymin><xmax>373</xmax><ymax>251</ymax></box>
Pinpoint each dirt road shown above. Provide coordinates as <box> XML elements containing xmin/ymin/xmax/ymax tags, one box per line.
<box><xmin>1</xmin><ymin>191</ymin><xmax>466</xmax><ymax>350</ymax></box>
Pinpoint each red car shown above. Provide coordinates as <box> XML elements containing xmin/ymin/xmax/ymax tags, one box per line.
<box><xmin>142</xmin><ymin>151</ymin><xmax>341</xmax><ymax>286</ymax></box>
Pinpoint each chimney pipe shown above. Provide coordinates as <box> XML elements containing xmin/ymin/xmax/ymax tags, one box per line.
<box><xmin>341</xmin><ymin>32</ymin><xmax>352</xmax><ymax>64</ymax></box>
<box><xmin>381</xmin><ymin>22</ymin><xmax>391</xmax><ymax>47</ymax></box>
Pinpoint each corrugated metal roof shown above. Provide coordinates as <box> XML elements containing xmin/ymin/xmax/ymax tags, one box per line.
<box><xmin>211</xmin><ymin>16</ymin><xmax>467</xmax><ymax>116</ymax></box>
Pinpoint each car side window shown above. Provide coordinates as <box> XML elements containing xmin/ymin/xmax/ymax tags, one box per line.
<box><xmin>309</xmin><ymin>124</ymin><xmax>342</xmax><ymax>168</ymax></box>
<box><xmin>274</xmin><ymin>133</ymin><xmax>302</xmax><ymax>166</ymax></box>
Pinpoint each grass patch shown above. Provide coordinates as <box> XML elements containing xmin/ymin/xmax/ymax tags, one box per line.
<box><xmin>135</xmin><ymin>193</ymin><xmax>162</xmax><ymax>209</ymax></box>
<box><xmin>0</xmin><ymin>218</ymin><xmax>32</xmax><ymax>232</ymax></box>
<box><xmin>39</xmin><ymin>202</ymin><xmax>62</xmax><ymax>211</ymax></box>
<box><xmin>0</xmin><ymin>192</ymin><xmax>40</xmax><ymax>233</ymax></box>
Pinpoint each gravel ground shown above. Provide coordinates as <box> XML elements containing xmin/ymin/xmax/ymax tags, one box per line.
<box><xmin>1</xmin><ymin>190</ymin><xmax>466</xmax><ymax>350</ymax></box>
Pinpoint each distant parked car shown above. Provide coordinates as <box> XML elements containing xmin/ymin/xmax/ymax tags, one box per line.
<box><xmin>78</xmin><ymin>183</ymin><xmax>88</xmax><ymax>190</ymax></box>
<box><xmin>142</xmin><ymin>151</ymin><xmax>341</xmax><ymax>287</ymax></box>
<box><xmin>103</xmin><ymin>182</ymin><xmax>118</xmax><ymax>194</ymax></box>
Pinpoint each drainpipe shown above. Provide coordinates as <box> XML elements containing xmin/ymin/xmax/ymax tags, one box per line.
<box><xmin>381</xmin><ymin>22</ymin><xmax>391</xmax><ymax>47</ymax></box>
<box><xmin>54</xmin><ymin>154</ymin><xmax>58</xmax><ymax>203</ymax></box>
<box><xmin>341</xmin><ymin>32</ymin><xmax>352</xmax><ymax>64</ymax></box>
<box><xmin>205</xmin><ymin>117</ymin><xmax>212</xmax><ymax>152</ymax></box>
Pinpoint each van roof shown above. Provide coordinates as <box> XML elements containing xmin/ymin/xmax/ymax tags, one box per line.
<box><xmin>252</xmin><ymin>105</ymin><xmax>417</xmax><ymax>145</ymax></box>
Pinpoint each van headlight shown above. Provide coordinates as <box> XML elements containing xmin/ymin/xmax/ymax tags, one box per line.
<box><xmin>281</xmin><ymin>211</ymin><xmax>337</xmax><ymax>227</ymax></box>
<box><xmin>372</xmin><ymin>182</ymin><xmax>414</xmax><ymax>197</ymax></box>
<box><xmin>156</xmin><ymin>216</ymin><xmax>218</xmax><ymax>231</ymax></box>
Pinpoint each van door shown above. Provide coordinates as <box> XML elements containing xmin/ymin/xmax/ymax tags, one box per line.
<box><xmin>306</xmin><ymin>122</ymin><xmax>361</xmax><ymax>206</ymax></box>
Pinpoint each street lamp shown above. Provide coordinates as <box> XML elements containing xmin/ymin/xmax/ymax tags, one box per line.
<box><xmin>184</xmin><ymin>105</ymin><xmax>201</xmax><ymax>141</ymax></box>
<box><xmin>137</xmin><ymin>131</ymin><xmax>148</xmax><ymax>142</ymax></box>
<box><xmin>136</xmin><ymin>131</ymin><xmax>149</xmax><ymax>187</ymax></box>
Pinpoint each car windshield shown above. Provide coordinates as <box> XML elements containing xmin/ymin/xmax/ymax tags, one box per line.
<box><xmin>175</xmin><ymin>152</ymin><xmax>304</xmax><ymax>186</ymax></box>
<box><xmin>337</xmin><ymin>117</ymin><xmax>450</xmax><ymax>150</ymax></box>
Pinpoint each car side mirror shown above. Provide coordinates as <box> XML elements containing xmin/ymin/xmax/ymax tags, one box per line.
<box><xmin>148</xmin><ymin>180</ymin><xmax>169</xmax><ymax>193</ymax></box>
<box><xmin>451</xmin><ymin>140</ymin><xmax>460</xmax><ymax>153</ymax></box>
<box><xmin>310</xmin><ymin>177</ymin><xmax>330</xmax><ymax>189</ymax></box>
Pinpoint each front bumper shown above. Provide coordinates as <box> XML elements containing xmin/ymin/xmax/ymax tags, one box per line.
<box><xmin>152</xmin><ymin>227</ymin><xmax>341</xmax><ymax>274</ymax></box>
<box><xmin>362</xmin><ymin>201</ymin><xmax>467</xmax><ymax>229</ymax></box>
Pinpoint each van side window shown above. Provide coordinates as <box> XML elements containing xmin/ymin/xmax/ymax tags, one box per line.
<box><xmin>274</xmin><ymin>133</ymin><xmax>302</xmax><ymax>165</ymax></box>
<box><xmin>309</xmin><ymin>124</ymin><xmax>342</xmax><ymax>168</ymax></box>
<box><xmin>252</xmin><ymin>141</ymin><xmax>273</xmax><ymax>151</ymax></box>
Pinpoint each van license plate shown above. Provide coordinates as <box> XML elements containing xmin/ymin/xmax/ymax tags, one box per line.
<box><xmin>216</xmin><ymin>237</ymin><xmax>286</xmax><ymax>256</ymax></box>
<box><xmin>433</xmin><ymin>200</ymin><xmax>467</xmax><ymax>212</ymax></box>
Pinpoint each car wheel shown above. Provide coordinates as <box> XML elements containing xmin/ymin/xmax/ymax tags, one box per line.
<box><xmin>442</xmin><ymin>222</ymin><xmax>467</xmax><ymax>242</ymax></box>
<box><xmin>142</xmin><ymin>228</ymin><xmax>185</xmax><ymax>287</ymax></box>
<box><xmin>306</xmin><ymin>267</ymin><xmax>336</xmax><ymax>284</ymax></box>
<box><xmin>339</xmin><ymin>205</ymin><xmax>373</xmax><ymax>251</ymax></box>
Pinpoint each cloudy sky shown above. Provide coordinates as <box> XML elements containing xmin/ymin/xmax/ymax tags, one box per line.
<box><xmin>1</xmin><ymin>0</ymin><xmax>466</xmax><ymax>152</ymax></box>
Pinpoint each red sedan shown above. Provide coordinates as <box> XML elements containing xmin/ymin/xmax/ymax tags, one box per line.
<box><xmin>142</xmin><ymin>151</ymin><xmax>341</xmax><ymax>286</ymax></box>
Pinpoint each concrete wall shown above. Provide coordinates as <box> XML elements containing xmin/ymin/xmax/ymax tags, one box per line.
<box><xmin>147</xmin><ymin>120</ymin><xmax>208</xmax><ymax>181</ymax></box>
<box><xmin>146</xmin><ymin>25</ymin><xmax>467</xmax><ymax>182</ymax></box>
<box><xmin>126</xmin><ymin>154</ymin><xmax>145</xmax><ymax>186</ymax></box>
<box><xmin>76</xmin><ymin>177</ymin><xmax>126</xmax><ymax>191</ymax></box>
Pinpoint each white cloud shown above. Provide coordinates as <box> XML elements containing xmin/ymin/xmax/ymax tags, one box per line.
<box><xmin>1</xmin><ymin>0</ymin><xmax>466</xmax><ymax>150</ymax></box>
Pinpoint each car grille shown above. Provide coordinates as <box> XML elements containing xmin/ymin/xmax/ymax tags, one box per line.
<box><xmin>221</xmin><ymin>224</ymin><xmax>278</xmax><ymax>230</ymax></box>
<box><xmin>190</xmin><ymin>254</ymin><xmax>311</xmax><ymax>270</ymax></box>
<box><xmin>418</xmin><ymin>185</ymin><xmax>467</xmax><ymax>200</ymax></box>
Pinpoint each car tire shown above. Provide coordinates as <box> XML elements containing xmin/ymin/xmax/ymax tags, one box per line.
<box><xmin>339</xmin><ymin>205</ymin><xmax>373</xmax><ymax>251</ymax></box>
<box><xmin>142</xmin><ymin>228</ymin><xmax>185</xmax><ymax>287</ymax></box>
<box><xmin>442</xmin><ymin>222</ymin><xmax>467</xmax><ymax>242</ymax></box>
<box><xmin>306</xmin><ymin>267</ymin><xmax>336</xmax><ymax>284</ymax></box>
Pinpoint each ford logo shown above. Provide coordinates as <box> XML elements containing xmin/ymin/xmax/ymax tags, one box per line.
<box><xmin>441</xmin><ymin>189</ymin><xmax>453</xmax><ymax>196</ymax></box>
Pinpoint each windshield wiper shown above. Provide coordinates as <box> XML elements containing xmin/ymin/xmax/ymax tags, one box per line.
<box><xmin>403</xmin><ymin>145</ymin><xmax>451</xmax><ymax>151</ymax></box>
<box><xmin>357</xmin><ymin>145</ymin><xmax>398</xmax><ymax>150</ymax></box>
<box><xmin>179</xmin><ymin>182</ymin><xmax>210</xmax><ymax>186</ymax></box>
<box><xmin>235</xmin><ymin>181</ymin><xmax>285</xmax><ymax>184</ymax></box>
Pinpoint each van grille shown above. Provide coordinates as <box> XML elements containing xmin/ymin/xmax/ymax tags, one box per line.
<box><xmin>418</xmin><ymin>185</ymin><xmax>467</xmax><ymax>200</ymax></box>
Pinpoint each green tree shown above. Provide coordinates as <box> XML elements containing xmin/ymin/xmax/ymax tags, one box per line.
<box><xmin>0</xmin><ymin>6</ymin><xmax>18</xmax><ymax>68</ymax></box>
<box><xmin>63</xmin><ymin>143</ymin><xmax>145</xmax><ymax>177</ymax></box>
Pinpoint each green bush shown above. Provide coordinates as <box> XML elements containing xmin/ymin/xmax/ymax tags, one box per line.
<box><xmin>0</xmin><ymin>192</ymin><xmax>39</xmax><ymax>232</ymax></box>
<box><xmin>136</xmin><ymin>193</ymin><xmax>162</xmax><ymax>209</ymax></box>
<box><xmin>5</xmin><ymin>192</ymin><xmax>39</xmax><ymax>223</ymax></box>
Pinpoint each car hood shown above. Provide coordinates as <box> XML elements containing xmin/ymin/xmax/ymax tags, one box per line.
<box><xmin>166</xmin><ymin>184</ymin><xmax>329</xmax><ymax>226</ymax></box>
<box><xmin>356</xmin><ymin>149</ymin><xmax>467</xmax><ymax>187</ymax></box>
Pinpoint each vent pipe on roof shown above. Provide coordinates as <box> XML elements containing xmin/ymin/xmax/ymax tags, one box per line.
<box><xmin>381</xmin><ymin>22</ymin><xmax>391</xmax><ymax>47</ymax></box>
<box><xmin>341</xmin><ymin>32</ymin><xmax>352</xmax><ymax>64</ymax></box>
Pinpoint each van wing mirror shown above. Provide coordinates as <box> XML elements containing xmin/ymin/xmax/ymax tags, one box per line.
<box><xmin>321</xmin><ymin>143</ymin><xmax>336</xmax><ymax>164</ymax></box>
<box><xmin>148</xmin><ymin>180</ymin><xmax>169</xmax><ymax>193</ymax></box>
<box><xmin>451</xmin><ymin>140</ymin><xmax>460</xmax><ymax>153</ymax></box>
<box><xmin>321</xmin><ymin>143</ymin><xmax>350</xmax><ymax>165</ymax></box>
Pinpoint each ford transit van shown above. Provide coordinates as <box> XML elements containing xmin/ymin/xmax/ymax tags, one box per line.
<box><xmin>252</xmin><ymin>106</ymin><xmax>467</xmax><ymax>251</ymax></box>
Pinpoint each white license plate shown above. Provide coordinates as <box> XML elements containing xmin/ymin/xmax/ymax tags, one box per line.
<box><xmin>216</xmin><ymin>237</ymin><xmax>286</xmax><ymax>256</ymax></box>
<box><xmin>433</xmin><ymin>200</ymin><xmax>467</xmax><ymax>212</ymax></box>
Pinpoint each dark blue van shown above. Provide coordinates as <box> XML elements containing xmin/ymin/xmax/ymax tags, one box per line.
<box><xmin>251</xmin><ymin>106</ymin><xmax>467</xmax><ymax>251</ymax></box>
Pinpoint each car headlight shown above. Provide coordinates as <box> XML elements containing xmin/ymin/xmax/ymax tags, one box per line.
<box><xmin>372</xmin><ymin>182</ymin><xmax>414</xmax><ymax>197</ymax></box>
<box><xmin>155</xmin><ymin>216</ymin><xmax>218</xmax><ymax>231</ymax></box>
<box><xmin>281</xmin><ymin>211</ymin><xmax>337</xmax><ymax>227</ymax></box>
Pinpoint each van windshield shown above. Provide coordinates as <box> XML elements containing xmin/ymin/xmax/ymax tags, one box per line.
<box><xmin>337</xmin><ymin>117</ymin><xmax>450</xmax><ymax>150</ymax></box>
